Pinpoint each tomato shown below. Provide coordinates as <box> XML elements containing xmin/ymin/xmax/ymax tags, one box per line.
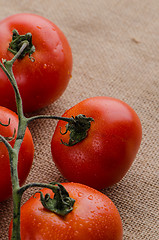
<box><xmin>51</xmin><ymin>96</ymin><xmax>142</xmax><ymax>189</ymax></box>
<box><xmin>0</xmin><ymin>106</ymin><xmax>34</xmax><ymax>201</ymax></box>
<box><xmin>0</xmin><ymin>13</ymin><xmax>72</xmax><ymax>112</ymax></box>
<box><xmin>9</xmin><ymin>182</ymin><xmax>123</xmax><ymax>239</ymax></box>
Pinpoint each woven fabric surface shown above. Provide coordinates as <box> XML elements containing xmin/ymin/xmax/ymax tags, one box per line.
<box><xmin>0</xmin><ymin>0</ymin><xmax>158</xmax><ymax>239</ymax></box>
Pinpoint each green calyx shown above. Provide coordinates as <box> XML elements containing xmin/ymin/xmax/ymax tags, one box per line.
<box><xmin>61</xmin><ymin>114</ymin><xmax>94</xmax><ymax>146</ymax></box>
<box><xmin>36</xmin><ymin>183</ymin><xmax>75</xmax><ymax>217</ymax></box>
<box><xmin>8</xmin><ymin>29</ymin><xmax>35</xmax><ymax>60</ymax></box>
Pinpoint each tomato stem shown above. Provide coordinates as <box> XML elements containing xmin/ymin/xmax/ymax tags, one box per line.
<box><xmin>18</xmin><ymin>182</ymin><xmax>62</xmax><ymax>195</ymax></box>
<box><xmin>0</xmin><ymin>41</ymin><xmax>29</xmax><ymax>239</ymax></box>
<box><xmin>0</xmin><ymin>118</ymin><xmax>11</xmax><ymax>127</ymax></box>
<box><xmin>28</xmin><ymin>114</ymin><xmax>94</xmax><ymax>146</ymax></box>
<box><xmin>27</xmin><ymin>115</ymin><xmax>74</xmax><ymax>123</ymax></box>
<box><xmin>1</xmin><ymin>43</ymin><xmax>28</xmax><ymax>119</ymax></box>
<box><xmin>0</xmin><ymin>135</ymin><xmax>13</xmax><ymax>151</ymax></box>
<box><xmin>0</xmin><ymin>37</ymin><xmax>77</xmax><ymax>240</ymax></box>
<box><xmin>0</xmin><ymin>31</ymin><xmax>94</xmax><ymax>239</ymax></box>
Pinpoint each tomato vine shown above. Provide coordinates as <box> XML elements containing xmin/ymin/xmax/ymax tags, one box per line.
<box><xmin>0</xmin><ymin>32</ymin><xmax>93</xmax><ymax>240</ymax></box>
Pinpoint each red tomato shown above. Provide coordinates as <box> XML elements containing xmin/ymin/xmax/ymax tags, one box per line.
<box><xmin>0</xmin><ymin>13</ymin><xmax>72</xmax><ymax>112</ymax></box>
<box><xmin>51</xmin><ymin>96</ymin><xmax>142</xmax><ymax>189</ymax></box>
<box><xmin>0</xmin><ymin>107</ymin><xmax>34</xmax><ymax>201</ymax></box>
<box><xmin>9</xmin><ymin>182</ymin><xmax>123</xmax><ymax>240</ymax></box>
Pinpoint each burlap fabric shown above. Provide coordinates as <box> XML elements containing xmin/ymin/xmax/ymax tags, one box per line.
<box><xmin>0</xmin><ymin>0</ymin><xmax>158</xmax><ymax>239</ymax></box>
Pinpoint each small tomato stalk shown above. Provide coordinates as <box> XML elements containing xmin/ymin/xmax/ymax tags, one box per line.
<box><xmin>0</xmin><ymin>41</ymin><xmax>29</xmax><ymax>240</ymax></box>
<box><xmin>0</xmin><ymin>31</ymin><xmax>93</xmax><ymax>240</ymax></box>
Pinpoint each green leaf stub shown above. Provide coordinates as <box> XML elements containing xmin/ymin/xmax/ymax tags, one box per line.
<box><xmin>37</xmin><ymin>183</ymin><xmax>75</xmax><ymax>217</ymax></box>
<box><xmin>8</xmin><ymin>29</ymin><xmax>35</xmax><ymax>60</ymax></box>
<box><xmin>60</xmin><ymin>114</ymin><xmax>94</xmax><ymax>146</ymax></box>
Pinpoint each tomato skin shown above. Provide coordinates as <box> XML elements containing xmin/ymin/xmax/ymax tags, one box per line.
<box><xmin>0</xmin><ymin>13</ymin><xmax>72</xmax><ymax>112</ymax></box>
<box><xmin>9</xmin><ymin>182</ymin><xmax>123</xmax><ymax>240</ymax></box>
<box><xmin>51</xmin><ymin>96</ymin><xmax>142</xmax><ymax>189</ymax></box>
<box><xmin>0</xmin><ymin>107</ymin><xmax>34</xmax><ymax>201</ymax></box>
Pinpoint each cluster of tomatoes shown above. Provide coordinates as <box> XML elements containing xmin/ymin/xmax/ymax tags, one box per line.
<box><xmin>0</xmin><ymin>13</ymin><xmax>142</xmax><ymax>240</ymax></box>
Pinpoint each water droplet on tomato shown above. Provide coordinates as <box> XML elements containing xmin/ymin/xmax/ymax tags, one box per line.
<box><xmin>88</xmin><ymin>195</ymin><xmax>93</xmax><ymax>200</ymax></box>
<box><xmin>88</xmin><ymin>228</ymin><xmax>92</xmax><ymax>232</ymax></box>
<box><xmin>78</xmin><ymin>192</ymin><xmax>83</xmax><ymax>197</ymax></box>
<box><xmin>43</xmin><ymin>64</ymin><xmax>47</xmax><ymax>69</ymax></box>
<box><xmin>74</xmin><ymin>230</ymin><xmax>79</xmax><ymax>236</ymax></box>
<box><xmin>90</xmin><ymin>210</ymin><xmax>95</xmax><ymax>213</ymax></box>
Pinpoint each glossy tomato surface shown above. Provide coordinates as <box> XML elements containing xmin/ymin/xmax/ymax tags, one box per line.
<box><xmin>51</xmin><ymin>97</ymin><xmax>142</xmax><ymax>189</ymax></box>
<box><xmin>9</xmin><ymin>182</ymin><xmax>123</xmax><ymax>240</ymax></box>
<box><xmin>0</xmin><ymin>13</ymin><xmax>72</xmax><ymax>112</ymax></box>
<box><xmin>0</xmin><ymin>107</ymin><xmax>34</xmax><ymax>201</ymax></box>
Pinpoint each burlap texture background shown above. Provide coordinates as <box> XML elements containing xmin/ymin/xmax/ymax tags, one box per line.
<box><xmin>0</xmin><ymin>0</ymin><xmax>158</xmax><ymax>239</ymax></box>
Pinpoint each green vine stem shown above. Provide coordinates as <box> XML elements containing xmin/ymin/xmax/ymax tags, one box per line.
<box><xmin>0</xmin><ymin>42</ymin><xmax>29</xmax><ymax>240</ymax></box>
<box><xmin>0</xmin><ymin>31</ymin><xmax>94</xmax><ymax>240</ymax></box>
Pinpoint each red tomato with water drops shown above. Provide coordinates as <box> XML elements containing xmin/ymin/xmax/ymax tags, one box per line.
<box><xmin>0</xmin><ymin>13</ymin><xmax>72</xmax><ymax>112</ymax></box>
<box><xmin>51</xmin><ymin>96</ymin><xmax>142</xmax><ymax>189</ymax></box>
<box><xmin>9</xmin><ymin>182</ymin><xmax>123</xmax><ymax>240</ymax></box>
